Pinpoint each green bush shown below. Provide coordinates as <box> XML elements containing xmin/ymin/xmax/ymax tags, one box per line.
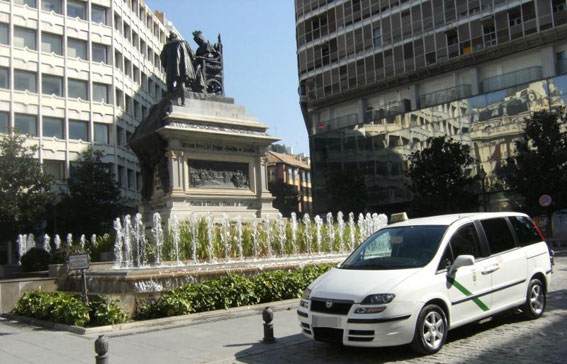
<box><xmin>12</xmin><ymin>290</ymin><xmax>127</xmax><ymax>327</ymax></box>
<box><xmin>20</xmin><ymin>247</ymin><xmax>51</xmax><ymax>272</ymax></box>
<box><xmin>138</xmin><ymin>264</ymin><xmax>334</xmax><ymax>320</ymax></box>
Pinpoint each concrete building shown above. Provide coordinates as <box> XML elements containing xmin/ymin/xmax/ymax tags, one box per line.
<box><xmin>266</xmin><ymin>150</ymin><xmax>313</xmax><ymax>215</ymax></box>
<box><xmin>0</xmin><ymin>0</ymin><xmax>173</xmax><ymax>205</ymax></box>
<box><xmin>295</xmin><ymin>0</ymin><xmax>567</xmax><ymax>213</ymax></box>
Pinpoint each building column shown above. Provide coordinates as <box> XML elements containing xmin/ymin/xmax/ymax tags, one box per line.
<box><xmin>541</xmin><ymin>45</ymin><xmax>556</xmax><ymax>78</ymax></box>
<box><xmin>409</xmin><ymin>84</ymin><xmax>419</xmax><ymax>110</ymax></box>
<box><xmin>470</xmin><ymin>67</ymin><xmax>480</xmax><ymax>95</ymax></box>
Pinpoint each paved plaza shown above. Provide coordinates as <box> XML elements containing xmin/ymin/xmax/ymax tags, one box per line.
<box><xmin>1</xmin><ymin>251</ymin><xmax>566</xmax><ymax>364</ymax></box>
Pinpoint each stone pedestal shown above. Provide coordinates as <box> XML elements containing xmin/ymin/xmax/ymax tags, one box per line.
<box><xmin>137</xmin><ymin>93</ymin><xmax>280</xmax><ymax>225</ymax></box>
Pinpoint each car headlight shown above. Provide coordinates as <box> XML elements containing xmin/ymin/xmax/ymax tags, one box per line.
<box><xmin>301</xmin><ymin>288</ymin><xmax>312</xmax><ymax>300</ymax></box>
<box><xmin>360</xmin><ymin>293</ymin><xmax>395</xmax><ymax>305</ymax></box>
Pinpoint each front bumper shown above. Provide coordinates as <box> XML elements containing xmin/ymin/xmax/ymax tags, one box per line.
<box><xmin>297</xmin><ymin>300</ymin><xmax>420</xmax><ymax>347</ymax></box>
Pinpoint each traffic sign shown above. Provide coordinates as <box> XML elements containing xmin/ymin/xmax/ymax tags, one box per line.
<box><xmin>539</xmin><ymin>194</ymin><xmax>552</xmax><ymax>208</ymax></box>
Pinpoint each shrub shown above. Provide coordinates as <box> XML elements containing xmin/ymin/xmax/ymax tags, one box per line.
<box><xmin>12</xmin><ymin>290</ymin><xmax>127</xmax><ymax>327</ymax></box>
<box><xmin>20</xmin><ymin>247</ymin><xmax>51</xmax><ymax>272</ymax></box>
<box><xmin>138</xmin><ymin>264</ymin><xmax>334</xmax><ymax>320</ymax></box>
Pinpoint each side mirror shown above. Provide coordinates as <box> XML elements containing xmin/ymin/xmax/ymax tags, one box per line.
<box><xmin>448</xmin><ymin>255</ymin><xmax>475</xmax><ymax>276</ymax></box>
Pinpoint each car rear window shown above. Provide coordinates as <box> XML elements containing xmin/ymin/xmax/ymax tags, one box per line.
<box><xmin>481</xmin><ymin>218</ymin><xmax>516</xmax><ymax>254</ymax></box>
<box><xmin>509</xmin><ymin>216</ymin><xmax>542</xmax><ymax>247</ymax></box>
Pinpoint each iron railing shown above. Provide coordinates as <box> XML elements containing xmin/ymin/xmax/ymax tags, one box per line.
<box><xmin>419</xmin><ymin>85</ymin><xmax>472</xmax><ymax>108</ymax></box>
<box><xmin>480</xmin><ymin>66</ymin><xmax>542</xmax><ymax>93</ymax></box>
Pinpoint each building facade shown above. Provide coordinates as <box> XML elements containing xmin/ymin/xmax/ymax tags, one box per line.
<box><xmin>266</xmin><ymin>150</ymin><xmax>313</xmax><ymax>215</ymax></box>
<box><xmin>0</xmin><ymin>0</ymin><xmax>173</xmax><ymax>204</ymax></box>
<box><xmin>295</xmin><ymin>0</ymin><xmax>567</xmax><ymax>214</ymax></box>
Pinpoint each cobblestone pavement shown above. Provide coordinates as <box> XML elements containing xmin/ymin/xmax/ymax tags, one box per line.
<box><xmin>0</xmin><ymin>252</ymin><xmax>565</xmax><ymax>364</ymax></box>
<box><xmin>225</xmin><ymin>251</ymin><xmax>567</xmax><ymax>364</ymax></box>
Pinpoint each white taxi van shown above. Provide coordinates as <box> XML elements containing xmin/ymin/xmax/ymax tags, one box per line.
<box><xmin>297</xmin><ymin>212</ymin><xmax>552</xmax><ymax>354</ymax></box>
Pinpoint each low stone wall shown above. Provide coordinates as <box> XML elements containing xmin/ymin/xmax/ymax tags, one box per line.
<box><xmin>0</xmin><ymin>277</ymin><xmax>57</xmax><ymax>314</ymax></box>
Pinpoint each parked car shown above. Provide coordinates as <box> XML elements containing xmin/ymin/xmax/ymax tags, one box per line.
<box><xmin>297</xmin><ymin>212</ymin><xmax>552</xmax><ymax>354</ymax></box>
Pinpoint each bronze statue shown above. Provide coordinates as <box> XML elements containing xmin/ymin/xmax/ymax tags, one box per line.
<box><xmin>160</xmin><ymin>32</ymin><xmax>194</xmax><ymax>105</ymax></box>
<box><xmin>192</xmin><ymin>31</ymin><xmax>224</xmax><ymax>95</ymax></box>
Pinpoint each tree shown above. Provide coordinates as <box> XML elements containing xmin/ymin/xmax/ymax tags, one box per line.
<box><xmin>56</xmin><ymin>147</ymin><xmax>124</xmax><ymax>235</ymax></box>
<box><xmin>497</xmin><ymin>109</ymin><xmax>567</xmax><ymax>216</ymax></box>
<box><xmin>325</xmin><ymin>167</ymin><xmax>367</xmax><ymax>215</ymax></box>
<box><xmin>268</xmin><ymin>179</ymin><xmax>300</xmax><ymax>217</ymax></box>
<box><xmin>0</xmin><ymin>130</ymin><xmax>53</xmax><ymax>238</ymax></box>
<box><xmin>407</xmin><ymin>136</ymin><xmax>478</xmax><ymax>217</ymax></box>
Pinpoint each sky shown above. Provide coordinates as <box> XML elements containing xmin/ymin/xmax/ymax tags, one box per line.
<box><xmin>144</xmin><ymin>0</ymin><xmax>309</xmax><ymax>155</ymax></box>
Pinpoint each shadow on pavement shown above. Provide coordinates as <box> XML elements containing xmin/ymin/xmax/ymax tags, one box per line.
<box><xmin>232</xmin><ymin>288</ymin><xmax>567</xmax><ymax>364</ymax></box>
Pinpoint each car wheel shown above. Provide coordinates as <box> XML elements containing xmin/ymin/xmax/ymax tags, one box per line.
<box><xmin>410</xmin><ymin>304</ymin><xmax>448</xmax><ymax>355</ymax></box>
<box><xmin>522</xmin><ymin>278</ymin><xmax>546</xmax><ymax>319</ymax></box>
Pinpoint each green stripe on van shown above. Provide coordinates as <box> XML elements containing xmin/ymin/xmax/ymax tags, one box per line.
<box><xmin>447</xmin><ymin>277</ymin><xmax>490</xmax><ymax>312</ymax></box>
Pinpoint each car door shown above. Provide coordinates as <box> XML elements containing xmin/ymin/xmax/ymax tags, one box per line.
<box><xmin>443</xmin><ymin>223</ymin><xmax>492</xmax><ymax>327</ymax></box>
<box><xmin>479</xmin><ymin>217</ymin><xmax>527</xmax><ymax>312</ymax></box>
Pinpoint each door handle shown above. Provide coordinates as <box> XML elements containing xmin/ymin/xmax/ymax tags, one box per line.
<box><xmin>481</xmin><ymin>263</ymin><xmax>500</xmax><ymax>275</ymax></box>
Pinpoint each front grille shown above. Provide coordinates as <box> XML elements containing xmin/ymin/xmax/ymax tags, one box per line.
<box><xmin>313</xmin><ymin>328</ymin><xmax>343</xmax><ymax>344</ymax></box>
<box><xmin>311</xmin><ymin>298</ymin><xmax>353</xmax><ymax>315</ymax></box>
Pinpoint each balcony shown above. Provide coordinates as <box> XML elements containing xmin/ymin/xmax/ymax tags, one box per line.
<box><xmin>317</xmin><ymin>114</ymin><xmax>359</xmax><ymax>133</ymax></box>
<box><xmin>480</xmin><ymin>66</ymin><xmax>542</xmax><ymax>93</ymax></box>
<box><xmin>419</xmin><ymin>85</ymin><xmax>472</xmax><ymax>109</ymax></box>
<box><xmin>365</xmin><ymin>99</ymin><xmax>411</xmax><ymax>122</ymax></box>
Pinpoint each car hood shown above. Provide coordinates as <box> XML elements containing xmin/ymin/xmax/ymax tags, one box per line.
<box><xmin>309</xmin><ymin>267</ymin><xmax>421</xmax><ymax>302</ymax></box>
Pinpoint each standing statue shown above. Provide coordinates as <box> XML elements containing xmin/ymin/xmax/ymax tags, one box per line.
<box><xmin>160</xmin><ymin>32</ymin><xmax>195</xmax><ymax>105</ymax></box>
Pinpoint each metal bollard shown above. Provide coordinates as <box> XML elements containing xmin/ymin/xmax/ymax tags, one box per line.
<box><xmin>262</xmin><ymin>307</ymin><xmax>276</xmax><ymax>343</ymax></box>
<box><xmin>94</xmin><ymin>335</ymin><xmax>109</xmax><ymax>364</ymax></box>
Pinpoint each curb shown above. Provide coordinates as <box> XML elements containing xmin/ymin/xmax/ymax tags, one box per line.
<box><xmin>1</xmin><ymin>298</ymin><xmax>300</xmax><ymax>337</ymax></box>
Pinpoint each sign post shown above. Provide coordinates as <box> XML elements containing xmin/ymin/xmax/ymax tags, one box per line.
<box><xmin>68</xmin><ymin>254</ymin><xmax>90</xmax><ymax>305</ymax></box>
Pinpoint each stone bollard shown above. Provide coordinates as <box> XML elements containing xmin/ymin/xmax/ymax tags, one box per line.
<box><xmin>94</xmin><ymin>335</ymin><xmax>109</xmax><ymax>364</ymax></box>
<box><xmin>262</xmin><ymin>307</ymin><xmax>276</xmax><ymax>343</ymax></box>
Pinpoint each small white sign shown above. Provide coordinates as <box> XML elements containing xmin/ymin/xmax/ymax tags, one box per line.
<box><xmin>68</xmin><ymin>254</ymin><xmax>90</xmax><ymax>270</ymax></box>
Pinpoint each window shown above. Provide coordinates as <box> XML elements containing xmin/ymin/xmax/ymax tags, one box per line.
<box><xmin>14</xmin><ymin>70</ymin><xmax>37</xmax><ymax>92</ymax></box>
<box><xmin>0</xmin><ymin>112</ymin><xmax>8</xmax><ymax>133</ymax></box>
<box><xmin>127</xmin><ymin>169</ymin><xmax>135</xmax><ymax>190</ymax></box>
<box><xmin>133</xmin><ymin>65</ymin><xmax>139</xmax><ymax>83</ymax></box>
<box><xmin>93</xmin><ymin>83</ymin><xmax>109</xmax><ymax>103</ymax></box>
<box><xmin>0</xmin><ymin>23</ymin><xmax>8</xmax><ymax>45</ymax></box>
<box><xmin>42</xmin><ymin>116</ymin><xmax>63</xmax><ymax>138</ymax></box>
<box><xmin>41</xmin><ymin>0</ymin><xmax>62</xmax><ymax>14</ymax></box>
<box><xmin>509</xmin><ymin>216</ymin><xmax>542</xmax><ymax>247</ymax></box>
<box><xmin>42</xmin><ymin>74</ymin><xmax>63</xmax><ymax>96</ymax></box>
<box><xmin>134</xmin><ymin>100</ymin><xmax>141</xmax><ymax>119</ymax></box>
<box><xmin>68</xmin><ymin>38</ymin><xmax>87</xmax><ymax>60</ymax></box>
<box><xmin>124</xmin><ymin>58</ymin><xmax>131</xmax><ymax>77</ymax></box>
<box><xmin>67</xmin><ymin>0</ymin><xmax>86</xmax><ymax>20</ymax></box>
<box><xmin>0</xmin><ymin>67</ymin><xmax>7</xmax><ymax>89</ymax></box>
<box><xmin>91</xmin><ymin>5</ymin><xmax>107</xmax><ymax>25</ymax></box>
<box><xmin>118</xmin><ymin>165</ymin><xmax>125</xmax><ymax>188</ymax></box>
<box><xmin>41</xmin><ymin>32</ymin><xmax>62</xmax><ymax>55</ymax></box>
<box><xmin>92</xmin><ymin>43</ymin><xmax>108</xmax><ymax>63</ymax></box>
<box><xmin>125</xmin><ymin>94</ymin><xmax>133</xmax><ymax>114</ymax></box>
<box><xmin>14</xmin><ymin>27</ymin><xmax>37</xmax><ymax>50</ymax></box>
<box><xmin>94</xmin><ymin>122</ymin><xmax>109</xmax><ymax>144</ymax></box>
<box><xmin>481</xmin><ymin>218</ymin><xmax>516</xmax><ymax>254</ymax></box>
<box><xmin>449</xmin><ymin>224</ymin><xmax>483</xmax><ymax>260</ymax></box>
<box><xmin>15</xmin><ymin>114</ymin><xmax>37</xmax><ymax>136</ymax></box>
<box><xmin>69</xmin><ymin>119</ymin><xmax>88</xmax><ymax>140</ymax></box>
<box><xmin>116</xmin><ymin>125</ymin><xmax>125</xmax><ymax>145</ymax></box>
<box><xmin>115</xmin><ymin>88</ymin><xmax>123</xmax><ymax>108</ymax></box>
<box><xmin>68</xmin><ymin>78</ymin><xmax>88</xmax><ymax>100</ymax></box>
<box><xmin>15</xmin><ymin>0</ymin><xmax>37</xmax><ymax>8</ymax></box>
<box><xmin>43</xmin><ymin>160</ymin><xmax>64</xmax><ymax>181</ymax></box>
<box><xmin>115</xmin><ymin>50</ymin><xmax>123</xmax><ymax>71</ymax></box>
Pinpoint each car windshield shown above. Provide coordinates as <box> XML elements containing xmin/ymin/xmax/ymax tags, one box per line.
<box><xmin>340</xmin><ymin>225</ymin><xmax>447</xmax><ymax>270</ymax></box>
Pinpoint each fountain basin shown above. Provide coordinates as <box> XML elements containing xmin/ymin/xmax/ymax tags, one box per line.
<box><xmin>61</xmin><ymin>254</ymin><xmax>347</xmax><ymax>317</ymax></box>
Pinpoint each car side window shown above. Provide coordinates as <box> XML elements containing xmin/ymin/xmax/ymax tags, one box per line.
<box><xmin>449</xmin><ymin>223</ymin><xmax>482</xmax><ymax>259</ymax></box>
<box><xmin>509</xmin><ymin>216</ymin><xmax>542</xmax><ymax>247</ymax></box>
<box><xmin>437</xmin><ymin>245</ymin><xmax>453</xmax><ymax>272</ymax></box>
<box><xmin>481</xmin><ymin>218</ymin><xmax>516</xmax><ymax>254</ymax></box>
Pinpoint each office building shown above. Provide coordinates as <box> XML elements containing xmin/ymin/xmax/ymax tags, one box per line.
<box><xmin>0</xmin><ymin>0</ymin><xmax>173</xmax><ymax>204</ymax></box>
<box><xmin>295</xmin><ymin>0</ymin><xmax>567</xmax><ymax>213</ymax></box>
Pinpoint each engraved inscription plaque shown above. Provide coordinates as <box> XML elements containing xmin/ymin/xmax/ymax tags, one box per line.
<box><xmin>189</xmin><ymin>160</ymin><xmax>250</xmax><ymax>189</ymax></box>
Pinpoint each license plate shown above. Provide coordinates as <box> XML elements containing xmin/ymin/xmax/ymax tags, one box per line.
<box><xmin>313</xmin><ymin>315</ymin><xmax>340</xmax><ymax>328</ymax></box>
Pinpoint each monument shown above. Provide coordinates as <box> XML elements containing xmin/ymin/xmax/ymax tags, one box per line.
<box><xmin>130</xmin><ymin>31</ymin><xmax>280</xmax><ymax>224</ymax></box>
